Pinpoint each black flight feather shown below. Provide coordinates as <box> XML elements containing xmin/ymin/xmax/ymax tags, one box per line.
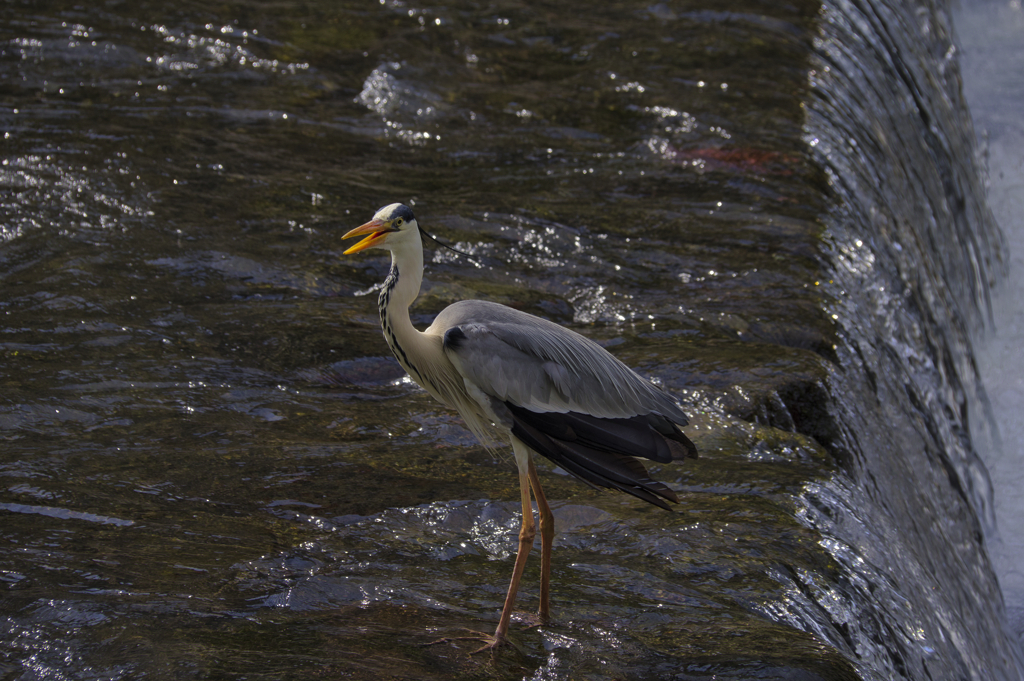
<box><xmin>644</xmin><ymin>413</ymin><xmax>699</xmax><ymax>460</ymax></box>
<box><xmin>505</xmin><ymin>402</ymin><xmax>694</xmax><ymax>510</ymax></box>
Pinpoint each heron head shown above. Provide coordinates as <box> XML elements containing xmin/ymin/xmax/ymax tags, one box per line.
<box><xmin>343</xmin><ymin>203</ymin><xmax>419</xmax><ymax>254</ymax></box>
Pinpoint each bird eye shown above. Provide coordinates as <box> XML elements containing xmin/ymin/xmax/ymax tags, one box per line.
<box><xmin>394</xmin><ymin>217</ymin><xmax>404</xmax><ymax>227</ymax></box>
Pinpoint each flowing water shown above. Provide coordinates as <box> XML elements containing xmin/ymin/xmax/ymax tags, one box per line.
<box><xmin>955</xmin><ymin>0</ymin><xmax>1024</xmax><ymax>644</ymax></box>
<box><xmin>1</xmin><ymin>0</ymin><xmax>1021</xmax><ymax>679</ymax></box>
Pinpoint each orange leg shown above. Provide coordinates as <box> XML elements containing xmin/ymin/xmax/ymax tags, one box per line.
<box><xmin>483</xmin><ymin>454</ymin><xmax>536</xmax><ymax>650</ymax></box>
<box><xmin>527</xmin><ymin>456</ymin><xmax>554</xmax><ymax>624</ymax></box>
<box><xmin>426</xmin><ymin>438</ymin><xmax>543</xmax><ymax>653</ymax></box>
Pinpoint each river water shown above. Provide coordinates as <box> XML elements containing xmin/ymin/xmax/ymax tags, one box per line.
<box><xmin>954</xmin><ymin>0</ymin><xmax>1024</xmax><ymax>647</ymax></box>
<box><xmin>1</xmin><ymin>0</ymin><xmax>1021</xmax><ymax>679</ymax></box>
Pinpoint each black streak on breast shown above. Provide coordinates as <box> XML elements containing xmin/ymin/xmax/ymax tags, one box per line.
<box><xmin>377</xmin><ymin>264</ymin><xmax>420</xmax><ymax>379</ymax></box>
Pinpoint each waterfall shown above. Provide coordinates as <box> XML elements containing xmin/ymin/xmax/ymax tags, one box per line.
<box><xmin>784</xmin><ymin>0</ymin><xmax>1024</xmax><ymax>676</ymax></box>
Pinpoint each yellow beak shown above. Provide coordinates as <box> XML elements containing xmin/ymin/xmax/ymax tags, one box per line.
<box><xmin>342</xmin><ymin>218</ymin><xmax>396</xmax><ymax>254</ymax></box>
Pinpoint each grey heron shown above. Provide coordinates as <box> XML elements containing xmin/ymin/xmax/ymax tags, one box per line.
<box><xmin>343</xmin><ymin>203</ymin><xmax>697</xmax><ymax>651</ymax></box>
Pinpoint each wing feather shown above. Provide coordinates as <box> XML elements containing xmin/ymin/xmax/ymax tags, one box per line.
<box><xmin>508</xmin><ymin>404</ymin><xmax>680</xmax><ymax>510</ymax></box>
<box><xmin>431</xmin><ymin>300</ymin><xmax>689</xmax><ymax>423</ymax></box>
<box><xmin>427</xmin><ymin>299</ymin><xmax>698</xmax><ymax>511</ymax></box>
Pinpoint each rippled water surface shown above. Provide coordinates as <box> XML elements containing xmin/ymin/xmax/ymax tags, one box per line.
<box><xmin>1</xmin><ymin>0</ymin><xmax>1020</xmax><ymax>679</ymax></box>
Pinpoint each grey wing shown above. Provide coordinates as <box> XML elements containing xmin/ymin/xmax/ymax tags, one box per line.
<box><xmin>431</xmin><ymin>300</ymin><xmax>687</xmax><ymax>421</ymax></box>
<box><xmin>430</xmin><ymin>301</ymin><xmax>697</xmax><ymax>508</ymax></box>
<box><xmin>430</xmin><ymin>299</ymin><xmax>697</xmax><ymax>465</ymax></box>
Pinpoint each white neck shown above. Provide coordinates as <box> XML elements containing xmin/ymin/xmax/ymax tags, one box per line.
<box><xmin>374</xmin><ymin>229</ymin><xmax>493</xmax><ymax>444</ymax></box>
<box><xmin>378</xmin><ymin>232</ymin><xmax>428</xmax><ymax>380</ymax></box>
<box><xmin>386</xmin><ymin>237</ymin><xmax>424</xmax><ymax>314</ymax></box>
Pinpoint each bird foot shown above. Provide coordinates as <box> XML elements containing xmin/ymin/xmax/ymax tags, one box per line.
<box><xmin>424</xmin><ymin>628</ymin><xmax>513</xmax><ymax>654</ymax></box>
<box><xmin>425</xmin><ymin>612</ymin><xmax>548</xmax><ymax>654</ymax></box>
<box><xmin>515</xmin><ymin>612</ymin><xmax>549</xmax><ymax>630</ymax></box>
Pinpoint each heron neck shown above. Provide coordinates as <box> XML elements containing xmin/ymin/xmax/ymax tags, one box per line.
<box><xmin>378</xmin><ymin>246</ymin><xmax>427</xmax><ymax>378</ymax></box>
<box><xmin>383</xmin><ymin>241</ymin><xmax>424</xmax><ymax>313</ymax></box>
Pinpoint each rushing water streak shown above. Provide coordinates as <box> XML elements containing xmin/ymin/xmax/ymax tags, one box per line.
<box><xmin>1</xmin><ymin>0</ymin><xmax>1021</xmax><ymax>679</ymax></box>
<box><xmin>955</xmin><ymin>0</ymin><xmax>1024</xmax><ymax>647</ymax></box>
<box><xmin>800</xmin><ymin>0</ymin><xmax>1023</xmax><ymax>676</ymax></box>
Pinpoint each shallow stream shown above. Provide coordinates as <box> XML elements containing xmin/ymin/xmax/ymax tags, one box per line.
<box><xmin>1</xmin><ymin>1</ymin><xmax>1020</xmax><ymax>679</ymax></box>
